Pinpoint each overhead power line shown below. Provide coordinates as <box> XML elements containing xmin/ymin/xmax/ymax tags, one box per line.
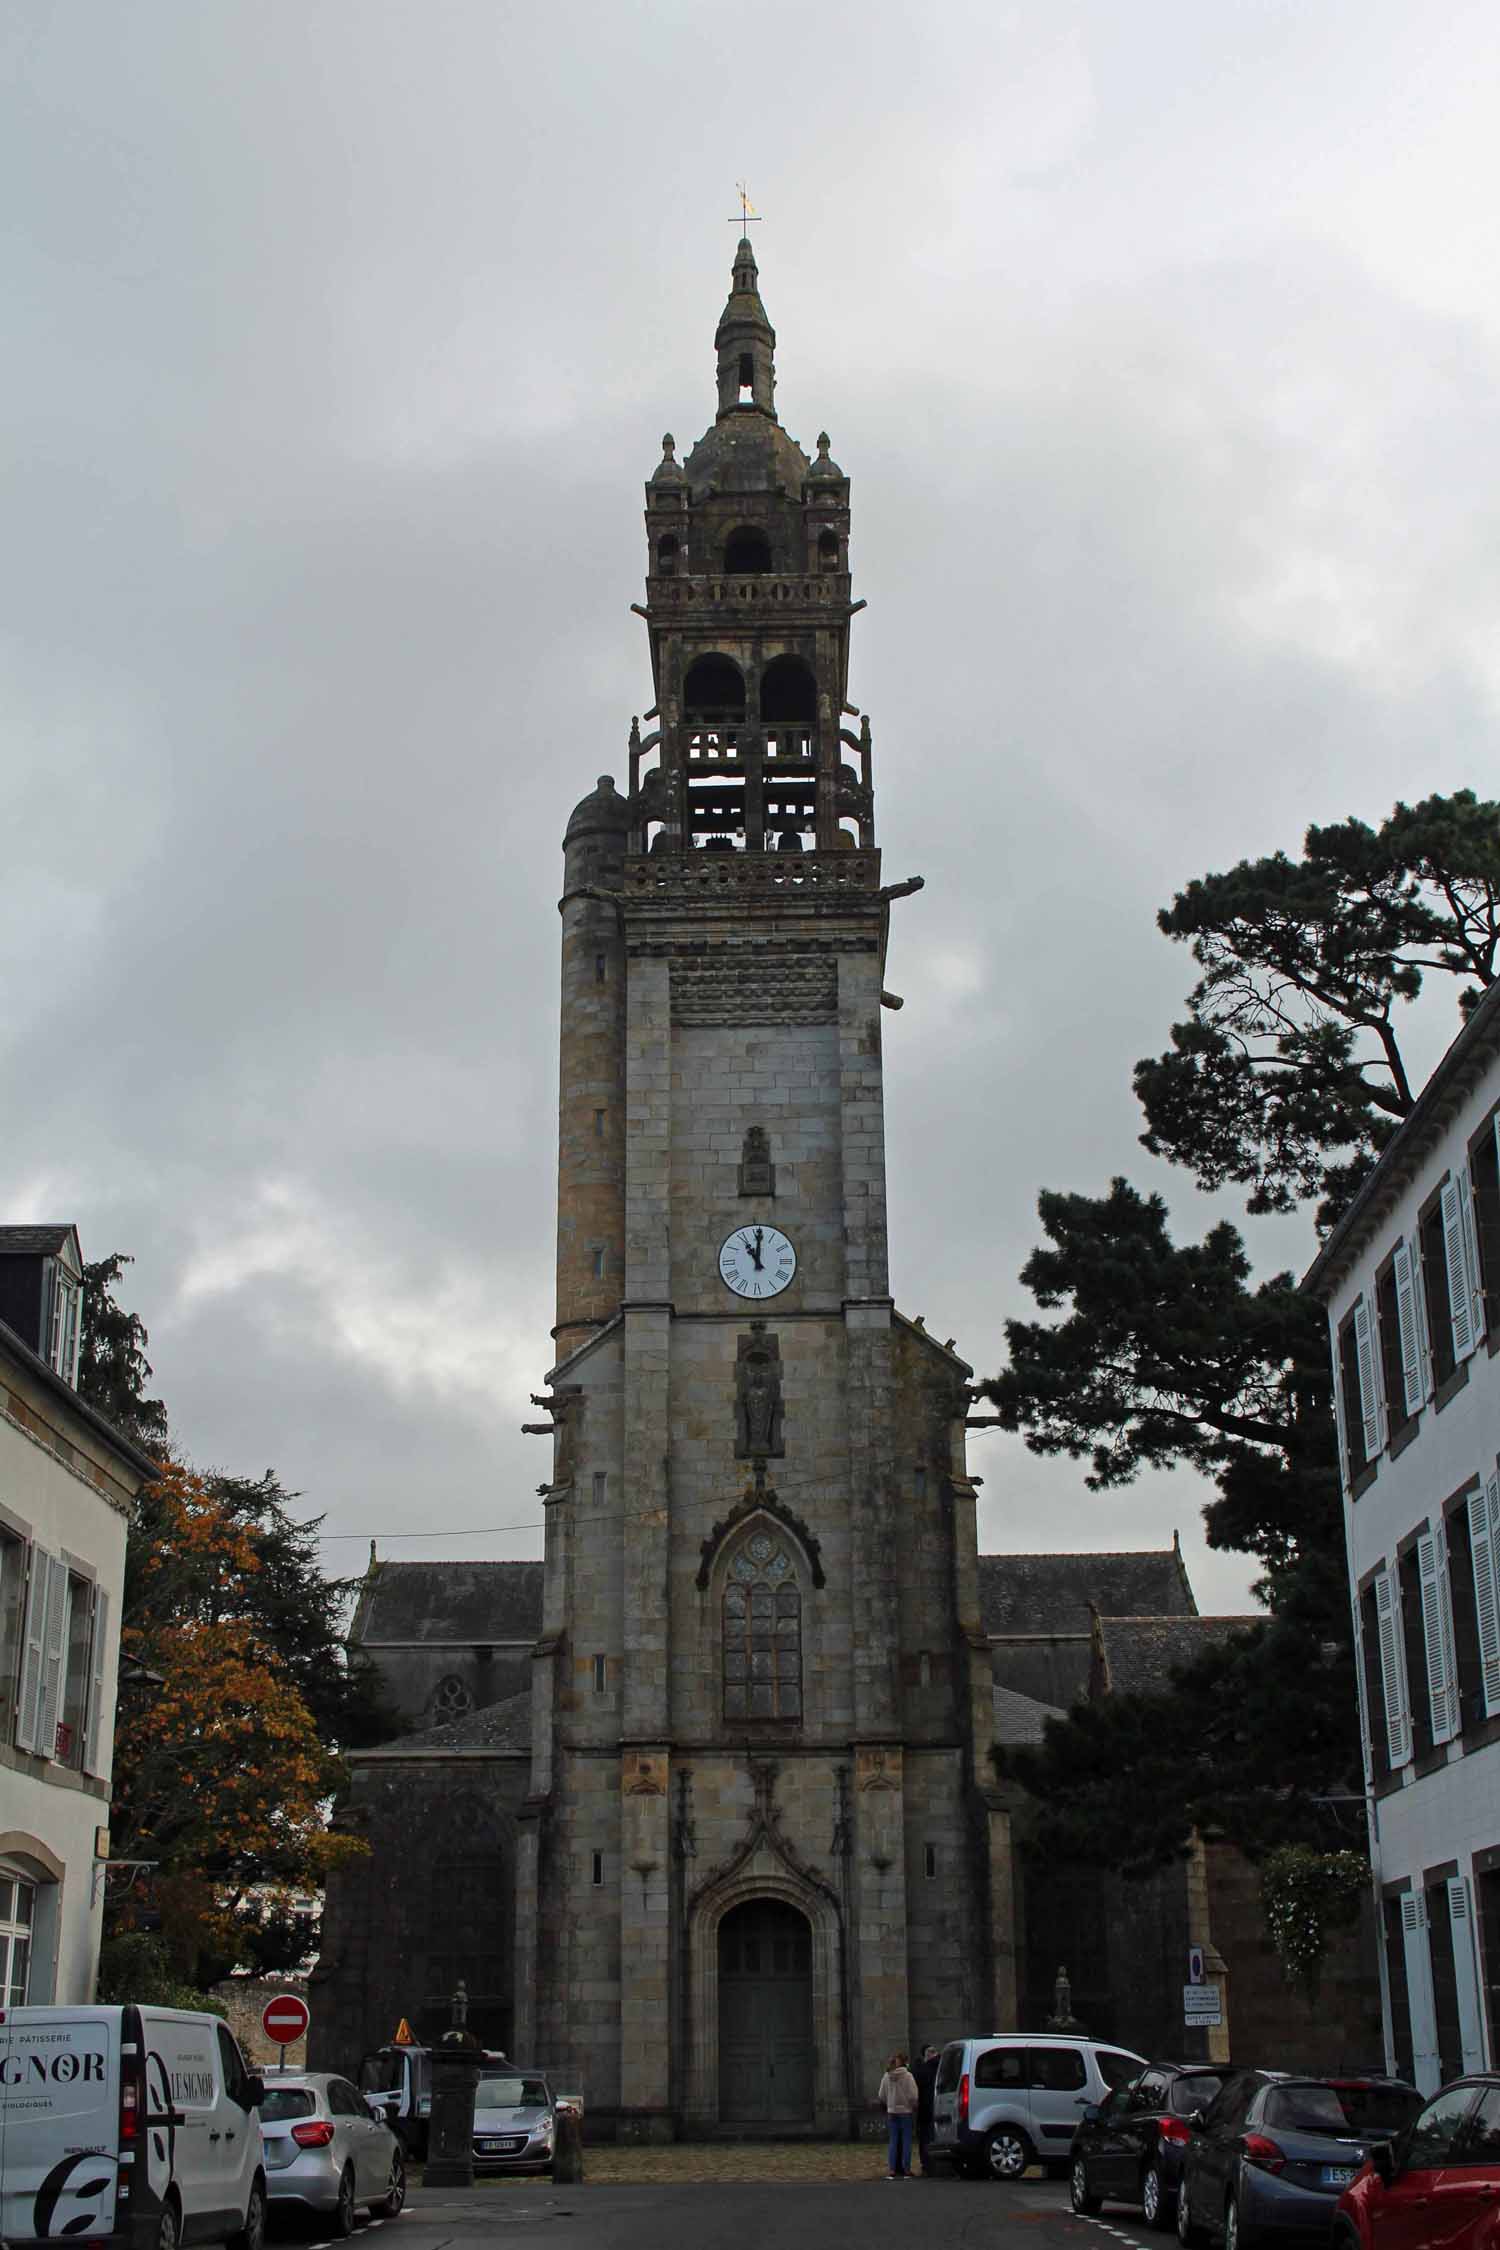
<box><xmin>314</xmin><ymin>1519</ymin><xmax>546</xmax><ymax>1543</ymax></box>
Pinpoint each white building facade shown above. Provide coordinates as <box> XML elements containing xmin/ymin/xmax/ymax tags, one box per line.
<box><xmin>0</xmin><ymin>1227</ymin><xmax>157</xmax><ymax>2004</ymax></box>
<box><xmin>1308</xmin><ymin>982</ymin><xmax>1500</xmax><ymax>2093</ymax></box>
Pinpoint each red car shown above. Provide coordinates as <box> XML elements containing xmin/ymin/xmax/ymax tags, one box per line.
<box><xmin>1335</xmin><ymin>2076</ymin><xmax>1500</xmax><ymax>2250</ymax></box>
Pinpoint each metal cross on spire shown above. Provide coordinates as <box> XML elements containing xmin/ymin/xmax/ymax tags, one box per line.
<box><xmin>729</xmin><ymin>182</ymin><xmax>761</xmax><ymax>231</ymax></box>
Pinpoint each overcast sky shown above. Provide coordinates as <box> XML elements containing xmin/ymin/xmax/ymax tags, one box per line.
<box><xmin>5</xmin><ymin>1</ymin><xmax>1500</xmax><ymax>1616</ymax></box>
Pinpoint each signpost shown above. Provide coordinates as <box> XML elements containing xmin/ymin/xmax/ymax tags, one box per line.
<box><xmin>1188</xmin><ymin>1945</ymin><xmax>1205</xmax><ymax>1986</ymax></box>
<box><xmin>262</xmin><ymin>1992</ymin><xmax>310</xmax><ymax>2070</ymax></box>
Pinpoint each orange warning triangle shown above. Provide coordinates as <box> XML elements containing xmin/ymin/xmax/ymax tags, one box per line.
<box><xmin>392</xmin><ymin>2017</ymin><xmax>416</xmax><ymax>2046</ymax></box>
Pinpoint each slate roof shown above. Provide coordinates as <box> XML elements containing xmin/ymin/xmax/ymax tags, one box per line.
<box><xmin>978</xmin><ymin>1547</ymin><xmax>1196</xmax><ymax>1637</ymax></box>
<box><xmin>0</xmin><ymin>1225</ymin><xmax>75</xmax><ymax>1256</ymax></box>
<box><xmin>992</xmin><ymin>1684</ymin><xmax>1065</xmax><ymax>1746</ymax></box>
<box><xmin>1094</xmin><ymin>1614</ymin><xmax>1259</xmax><ymax>1699</ymax></box>
<box><xmin>367</xmin><ymin>1690</ymin><xmax>533</xmax><ymax>1755</ymax></box>
<box><xmin>353</xmin><ymin>1561</ymin><xmax>543</xmax><ymax>1645</ymax></box>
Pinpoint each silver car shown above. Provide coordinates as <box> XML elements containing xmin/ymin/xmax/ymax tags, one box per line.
<box><xmin>259</xmin><ymin>2070</ymin><xmax>406</xmax><ymax>2234</ymax></box>
<box><xmin>471</xmin><ymin>2069</ymin><xmax>556</xmax><ymax>2175</ymax></box>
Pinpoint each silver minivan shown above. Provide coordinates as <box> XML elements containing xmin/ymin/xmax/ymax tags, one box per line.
<box><xmin>931</xmin><ymin>2034</ymin><xmax>1146</xmax><ymax>2180</ymax></box>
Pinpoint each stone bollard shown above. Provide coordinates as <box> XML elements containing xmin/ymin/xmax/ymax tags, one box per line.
<box><xmin>553</xmin><ymin>2108</ymin><xmax>585</xmax><ymax>2184</ymax></box>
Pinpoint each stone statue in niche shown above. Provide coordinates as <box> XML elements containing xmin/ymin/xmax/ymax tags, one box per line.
<box><xmin>735</xmin><ymin>1323</ymin><xmax>785</xmax><ymax>1458</ymax></box>
<box><xmin>738</xmin><ymin>1124</ymin><xmax>775</xmax><ymax>1198</ymax></box>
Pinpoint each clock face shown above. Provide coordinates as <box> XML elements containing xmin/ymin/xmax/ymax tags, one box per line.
<box><xmin>719</xmin><ymin>1224</ymin><xmax>797</xmax><ymax>1301</ymax></box>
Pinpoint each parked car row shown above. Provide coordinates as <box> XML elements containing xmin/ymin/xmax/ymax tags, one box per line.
<box><xmin>1062</xmin><ymin>2052</ymin><xmax>1500</xmax><ymax>2250</ymax></box>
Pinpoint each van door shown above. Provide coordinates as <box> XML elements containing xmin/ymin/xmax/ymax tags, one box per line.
<box><xmin>214</xmin><ymin>2025</ymin><xmax>260</xmax><ymax>2219</ymax></box>
<box><xmin>1026</xmin><ymin>2044</ymin><xmax>1091</xmax><ymax>2159</ymax></box>
<box><xmin>0</xmin><ymin>2009</ymin><xmax>119</xmax><ymax>2242</ymax></box>
<box><xmin>140</xmin><ymin>2012</ymin><xmax>223</xmax><ymax>2237</ymax></box>
<box><xmin>931</xmin><ymin>2044</ymin><xmax>964</xmax><ymax>2149</ymax></box>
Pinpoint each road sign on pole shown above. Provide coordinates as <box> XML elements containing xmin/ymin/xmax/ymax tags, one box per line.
<box><xmin>1188</xmin><ymin>1944</ymin><xmax>1206</xmax><ymax>1986</ymax></box>
<box><xmin>262</xmin><ymin>1992</ymin><xmax>310</xmax><ymax>2062</ymax></box>
<box><xmin>1183</xmin><ymin>1984</ymin><xmax>1222</xmax><ymax>2026</ymax></box>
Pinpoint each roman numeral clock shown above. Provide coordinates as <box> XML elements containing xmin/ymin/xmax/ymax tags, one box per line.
<box><xmin>718</xmin><ymin>1224</ymin><xmax>797</xmax><ymax>1300</ymax></box>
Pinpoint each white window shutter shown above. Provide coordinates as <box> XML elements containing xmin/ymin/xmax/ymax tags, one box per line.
<box><xmin>1418</xmin><ymin>1529</ymin><xmax>1457</xmax><ymax>1744</ymax></box>
<box><xmin>1442</xmin><ymin>1176</ymin><xmax>1477</xmax><ymax>1362</ymax></box>
<box><xmin>1459</xmin><ymin>1163</ymin><xmax>1486</xmax><ymax>1342</ymax></box>
<box><xmin>1392</xmin><ymin>1240</ymin><xmax>1424</xmax><ymax>1419</ymax></box>
<box><xmin>1411</xmin><ymin>1235</ymin><xmax>1437</xmax><ymax>1403</ymax></box>
<box><xmin>1447</xmin><ymin>1877</ymin><xmax>1487</xmax><ymax>2072</ymax></box>
<box><xmin>36</xmin><ymin>1557</ymin><xmax>70</xmax><ymax>1761</ymax></box>
<box><xmin>1471</xmin><ymin>1476</ymin><xmax>1500</xmax><ymax>1718</ymax></box>
<box><xmin>1330</xmin><ymin>1326</ymin><xmax>1351</xmax><ymax>1491</ymax></box>
<box><xmin>83</xmin><ymin>1583</ymin><xmax>110</xmax><ymax>1777</ymax></box>
<box><xmin>1353</xmin><ymin>1295</ymin><xmax>1383</xmax><ymax>1460</ymax></box>
<box><xmin>1376</xmin><ymin>1565</ymin><xmax>1412</xmax><ymax>1768</ymax></box>
<box><xmin>14</xmin><ymin>1543</ymin><xmax>49</xmax><ymax>1753</ymax></box>
<box><xmin>1402</xmin><ymin>1889</ymin><xmax>1441</xmax><ymax>2095</ymax></box>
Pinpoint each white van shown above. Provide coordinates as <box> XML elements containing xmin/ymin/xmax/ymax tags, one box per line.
<box><xmin>0</xmin><ymin>2004</ymin><xmax>267</xmax><ymax>2250</ymax></box>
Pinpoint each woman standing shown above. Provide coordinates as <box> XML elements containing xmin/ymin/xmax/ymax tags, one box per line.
<box><xmin>876</xmin><ymin>2052</ymin><xmax>920</xmax><ymax>2179</ymax></box>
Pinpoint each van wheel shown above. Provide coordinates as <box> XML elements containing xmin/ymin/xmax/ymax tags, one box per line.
<box><xmin>986</xmin><ymin>2126</ymin><xmax>1032</xmax><ymax>2181</ymax></box>
<box><xmin>155</xmin><ymin>2196</ymin><xmax>181</xmax><ymax>2250</ymax></box>
<box><xmin>227</xmin><ymin>2179</ymin><xmax>266</xmax><ymax>2250</ymax></box>
<box><xmin>380</xmin><ymin>2153</ymin><xmax>407</xmax><ymax>2217</ymax></box>
<box><xmin>332</xmin><ymin>2168</ymin><xmax>357</xmax><ymax>2240</ymax></box>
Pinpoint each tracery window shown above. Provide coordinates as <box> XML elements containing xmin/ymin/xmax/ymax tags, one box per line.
<box><xmin>723</xmin><ymin>1534</ymin><xmax>801</xmax><ymax>1721</ymax></box>
<box><xmin>430</xmin><ymin>1675</ymin><xmax>473</xmax><ymax>1722</ymax></box>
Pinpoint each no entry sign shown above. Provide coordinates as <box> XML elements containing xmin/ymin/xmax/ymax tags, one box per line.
<box><xmin>262</xmin><ymin>1993</ymin><xmax>310</xmax><ymax>2047</ymax></box>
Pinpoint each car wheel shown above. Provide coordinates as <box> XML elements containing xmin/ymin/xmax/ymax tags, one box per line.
<box><xmin>1177</xmin><ymin>2174</ymin><xmax>1205</xmax><ymax>2247</ymax></box>
<box><xmin>380</xmin><ymin>2152</ymin><xmax>406</xmax><ymax>2217</ymax></box>
<box><xmin>1071</xmin><ymin>2157</ymin><xmax>1104</xmax><ymax>2215</ymax></box>
<box><xmin>332</xmin><ymin>2167</ymin><xmax>357</xmax><ymax>2241</ymax></box>
<box><xmin>986</xmin><ymin>2126</ymin><xmax>1032</xmax><ymax>2181</ymax></box>
<box><xmin>1143</xmin><ymin>2163</ymin><xmax>1171</xmax><ymax>2231</ymax></box>
<box><xmin>154</xmin><ymin>2196</ymin><xmax>181</xmax><ymax>2250</ymax></box>
<box><xmin>1225</xmin><ymin>2192</ymin><xmax>1260</xmax><ymax>2250</ymax></box>
<box><xmin>227</xmin><ymin>2179</ymin><xmax>266</xmax><ymax>2250</ymax></box>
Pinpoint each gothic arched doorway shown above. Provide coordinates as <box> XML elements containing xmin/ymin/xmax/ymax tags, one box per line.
<box><xmin>718</xmin><ymin>1897</ymin><xmax>814</xmax><ymax>2123</ymax></box>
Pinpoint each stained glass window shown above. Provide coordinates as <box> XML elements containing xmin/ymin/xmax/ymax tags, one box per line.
<box><xmin>723</xmin><ymin>1542</ymin><xmax>801</xmax><ymax>1721</ymax></box>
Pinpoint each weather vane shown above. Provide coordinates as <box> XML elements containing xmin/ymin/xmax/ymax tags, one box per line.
<box><xmin>729</xmin><ymin>182</ymin><xmax>761</xmax><ymax>230</ymax></box>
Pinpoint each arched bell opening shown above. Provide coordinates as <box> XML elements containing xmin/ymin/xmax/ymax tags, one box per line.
<box><xmin>724</xmin><ymin>525</ymin><xmax>773</xmax><ymax>575</ymax></box>
<box><xmin>656</xmin><ymin>533</ymin><xmax>679</xmax><ymax>577</ymax></box>
<box><xmin>817</xmin><ymin>528</ymin><xmax>840</xmax><ymax>571</ymax></box>
<box><xmin>684</xmin><ymin>653</ymin><xmax>746</xmax><ymax>722</ymax></box>
<box><xmin>759</xmin><ymin>655</ymin><xmax>816</xmax><ymax>722</ymax></box>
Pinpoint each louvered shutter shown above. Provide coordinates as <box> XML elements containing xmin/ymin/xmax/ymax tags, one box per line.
<box><xmin>1411</xmin><ymin>1235</ymin><xmax>1437</xmax><ymax>1402</ymax></box>
<box><xmin>1402</xmin><ymin>1890</ymin><xmax>1442</xmax><ymax>2093</ymax></box>
<box><xmin>1418</xmin><ymin>1529</ymin><xmax>1458</xmax><ymax>1744</ymax></box>
<box><xmin>1375</xmin><ymin>1566</ymin><xmax>1412</xmax><ymax>1768</ymax></box>
<box><xmin>35</xmin><ymin>1557</ymin><xmax>70</xmax><ymax>1761</ymax></box>
<box><xmin>1442</xmin><ymin>1176</ymin><xmax>1477</xmax><ymax>1361</ymax></box>
<box><xmin>83</xmin><ymin>1583</ymin><xmax>111</xmax><ymax>1777</ymax></box>
<box><xmin>1392</xmin><ymin>1240</ymin><xmax>1424</xmax><ymax>1419</ymax></box>
<box><xmin>1330</xmin><ymin>1328</ymin><xmax>1351</xmax><ymax>1491</ymax></box>
<box><xmin>1447</xmin><ymin>1878</ymin><xmax>1486</xmax><ymax>2071</ymax></box>
<box><xmin>1353</xmin><ymin>1295</ymin><xmax>1383</xmax><ymax>1459</ymax></box>
<box><xmin>1459</xmin><ymin>1163</ymin><xmax>1486</xmax><ymax>1342</ymax></box>
<box><xmin>14</xmin><ymin>1543</ymin><xmax>49</xmax><ymax>1753</ymax></box>
<box><xmin>1471</xmin><ymin>1476</ymin><xmax>1500</xmax><ymax>1718</ymax></box>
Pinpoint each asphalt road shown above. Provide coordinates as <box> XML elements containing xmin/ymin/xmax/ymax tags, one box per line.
<box><xmin>286</xmin><ymin>2171</ymin><xmax>1162</xmax><ymax>2250</ymax></box>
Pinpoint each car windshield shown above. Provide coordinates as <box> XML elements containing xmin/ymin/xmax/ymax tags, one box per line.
<box><xmin>1264</xmin><ymin>2084</ymin><xmax>1421</xmax><ymax>2136</ymax></box>
<box><xmin>260</xmin><ymin>2088</ymin><xmax>317</xmax><ymax>2122</ymax></box>
<box><xmin>1173</xmin><ymin>2074</ymin><xmax>1231</xmax><ymax>2116</ymax></box>
<box><xmin>475</xmin><ymin>2076</ymin><xmax>547</xmax><ymax>2108</ymax></box>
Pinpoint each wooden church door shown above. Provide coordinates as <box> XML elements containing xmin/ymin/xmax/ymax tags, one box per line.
<box><xmin>718</xmin><ymin>1898</ymin><xmax>814</xmax><ymax>2122</ymax></box>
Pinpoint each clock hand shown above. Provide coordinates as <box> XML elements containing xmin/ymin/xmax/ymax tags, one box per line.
<box><xmin>751</xmin><ymin>1228</ymin><xmax>765</xmax><ymax>1270</ymax></box>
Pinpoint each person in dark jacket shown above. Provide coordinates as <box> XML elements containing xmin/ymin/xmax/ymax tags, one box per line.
<box><xmin>912</xmin><ymin>2045</ymin><xmax>940</xmax><ymax>2176</ymax></box>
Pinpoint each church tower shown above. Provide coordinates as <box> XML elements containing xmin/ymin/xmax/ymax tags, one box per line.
<box><xmin>516</xmin><ymin>238</ymin><xmax>1014</xmax><ymax>2138</ymax></box>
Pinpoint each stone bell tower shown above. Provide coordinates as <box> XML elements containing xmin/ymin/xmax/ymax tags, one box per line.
<box><xmin>514</xmin><ymin>237</ymin><xmax>1013</xmax><ymax>2141</ymax></box>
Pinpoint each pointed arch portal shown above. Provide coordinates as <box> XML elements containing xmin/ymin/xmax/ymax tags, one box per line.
<box><xmin>718</xmin><ymin>1898</ymin><xmax>814</xmax><ymax>2121</ymax></box>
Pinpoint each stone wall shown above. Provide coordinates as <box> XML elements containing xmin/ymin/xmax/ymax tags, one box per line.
<box><xmin>211</xmin><ymin>1977</ymin><xmax>309</xmax><ymax>2069</ymax></box>
<box><xmin>1204</xmin><ymin>1841</ymin><xmax>1383</xmax><ymax>2071</ymax></box>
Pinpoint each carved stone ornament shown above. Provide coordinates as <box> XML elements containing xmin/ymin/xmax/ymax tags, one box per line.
<box><xmin>735</xmin><ymin>1323</ymin><xmax>784</xmax><ymax>1459</ymax></box>
<box><xmin>624</xmin><ymin>1750</ymin><xmax>668</xmax><ymax>1797</ymax></box>
<box><xmin>686</xmin><ymin>1752</ymin><xmax>841</xmax><ymax>1918</ymax></box>
<box><xmin>738</xmin><ymin>1125</ymin><xmax>775</xmax><ymax>1198</ymax></box>
<box><xmin>856</xmin><ymin>1744</ymin><xmax>901</xmax><ymax>1793</ymax></box>
<box><xmin>697</xmin><ymin>1489</ymin><xmax>824</xmax><ymax>1590</ymax></box>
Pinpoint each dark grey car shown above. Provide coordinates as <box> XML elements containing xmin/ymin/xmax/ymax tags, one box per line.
<box><xmin>1176</xmin><ymin>2073</ymin><xmax>1422</xmax><ymax>2250</ymax></box>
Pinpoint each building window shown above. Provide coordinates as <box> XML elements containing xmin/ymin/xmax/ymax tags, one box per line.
<box><xmin>592</xmin><ymin>1471</ymin><xmax>607</xmax><ymax>1507</ymax></box>
<box><xmin>1414</xmin><ymin>1525</ymin><xmax>1460</xmax><ymax>1747</ymax></box>
<box><xmin>723</xmin><ymin>1535</ymin><xmax>802</xmax><ymax>1721</ymax></box>
<box><xmin>592</xmin><ymin>1247</ymin><xmax>607</xmax><ymax>1280</ymax></box>
<box><xmin>54</xmin><ymin>1571</ymin><xmax>98</xmax><ymax>1768</ymax></box>
<box><xmin>594</xmin><ymin>1109</ymin><xmax>606</xmax><ymax>1139</ymax></box>
<box><xmin>1469</xmin><ymin>1474</ymin><xmax>1500</xmax><ymax>1720</ymax></box>
<box><xmin>924</xmin><ymin>1843</ymin><xmax>938</xmax><ymax>1880</ymax></box>
<box><xmin>43</xmin><ymin>1259</ymin><xmax>81</xmax><ymax>1386</ymax></box>
<box><xmin>14</xmin><ymin>1550</ymin><xmax>108</xmax><ymax>1771</ymax></box>
<box><xmin>0</xmin><ymin>1526</ymin><xmax>25</xmax><ymax>1745</ymax></box>
<box><xmin>918</xmin><ymin>1651</ymin><xmax>932</xmax><ymax>1689</ymax></box>
<box><xmin>1376</xmin><ymin>1249</ymin><xmax>1421</xmax><ymax>1445</ymax></box>
<box><xmin>1419</xmin><ymin>1172</ymin><xmax>1483</xmax><ymax>1387</ymax></box>
<box><xmin>0</xmin><ymin>1873</ymin><xmax>34</xmax><ymax>2006</ymax></box>
<box><xmin>1363</xmin><ymin>1565</ymin><xmax>1412</xmax><ymax>1773</ymax></box>
<box><xmin>595</xmin><ymin>953</ymin><xmax>607</xmax><ymax>984</ymax></box>
<box><xmin>592</xmin><ymin>1653</ymin><xmax>607</xmax><ymax>1695</ymax></box>
<box><xmin>1399</xmin><ymin>1545</ymin><xmax>1432</xmax><ymax>1760</ymax></box>
<box><xmin>591</xmin><ymin>1851</ymin><xmax>604</xmax><ymax>1887</ymax></box>
<box><xmin>430</xmin><ymin>1675</ymin><xmax>473</xmax><ymax>1723</ymax></box>
<box><xmin>913</xmin><ymin>1467</ymin><xmax>927</xmax><ymax>1502</ymax></box>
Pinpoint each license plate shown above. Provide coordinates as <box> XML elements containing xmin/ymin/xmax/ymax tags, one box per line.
<box><xmin>1322</xmin><ymin>2167</ymin><xmax>1357</xmax><ymax>2187</ymax></box>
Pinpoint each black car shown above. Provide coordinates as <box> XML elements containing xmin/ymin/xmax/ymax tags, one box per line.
<box><xmin>1176</xmin><ymin>2072</ymin><xmax>1422</xmax><ymax>2250</ymax></box>
<box><xmin>1072</xmin><ymin>2063</ymin><xmax>1240</xmax><ymax>2228</ymax></box>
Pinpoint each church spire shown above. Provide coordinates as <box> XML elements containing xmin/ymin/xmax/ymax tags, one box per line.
<box><xmin>715</xmin><ymin>236</ymin><xmax>777</xmax><ymax>419</ymax></box>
